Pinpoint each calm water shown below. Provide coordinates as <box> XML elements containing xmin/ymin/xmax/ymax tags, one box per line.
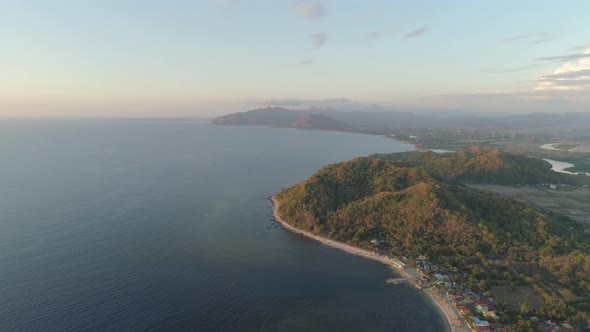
<box><xmin>0</xmin><ymin>120</ymin><xmax>448</xmax><ymax>331</ymax></box>
<box><xmin>544</xmin><ymin>158</ymin><xmax>590</xmax><ymax>176</ymax></box>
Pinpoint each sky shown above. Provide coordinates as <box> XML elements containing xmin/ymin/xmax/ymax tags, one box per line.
<box><xmin>2</xmin><ymin>0</ymin><xmax>590</xmax><ymax>117</ymax></box>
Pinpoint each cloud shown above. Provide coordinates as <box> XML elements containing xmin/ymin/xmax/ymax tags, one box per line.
<box><xmin>505</xmin><ymin>32</ymin><xmax>554</xmax><ymax>45</ymax></box>
<box><xmin>541</xmin><ymin>69</ymin><xmax>590</xmax><ymax>80</ymax></box>
<box><xmin>394</xmin><ymin>89</ymin><xmax>590</xmax><ymax>114</ymax></box>
<box><xmin>403</xmin><ymin>27</ymin><xmax>430</xmax><ymax>39</ymax></box>
<box><xmin>481</xmin><ymin>66</ymin><xmax>537</xmax><ymax>73</ymax></box>
<box><xmin>266</xmin><ymin>98</ymin><xmax>352</xmax><ymax>107</ymax></box>
<box><xmin>571</xmin><ymin>44</ymin><xmax>590</xmax><ymax>51</ymax></box>
<box><xmin>529</xmin><ymin>37</ymin><xmax>554</xmax><ymax>45</ymax></box>
<box><xmin>294</xmin><ymin>1</ymin><xmax>325</xmax><ymax>19</ymax></box>
<box><xmin>536</xmin><ymin>53</ymin><xmax>590</xmax><ymax>62</ymax></box>
<box><xmin>540</xmin><ymin>79</ymin><xmax>590</xmax><ymax>87</ymax></box>
<box><xmin>298</xmin><ymin>60</ymin><xmax>313</xmax><ymax>65</ymax></box>
<box><xmin>367</xmin><ymin>31</ymin><xmax>381</xmax><ymax>40</ymax></box>
<box><xmin>264</xmin><ymin>98</ymin><xmax>390</xmax><ymax>113</ymax></box>
<box><xmin>311</xmin><ymin>32</ymin><xmax>327</xmax><ymax>48</ymax></box>
<box><xmin>536</xmin><ymin>48</ymin><xmax>590</xmax><ymax>90</ymax></box>
<box><xmin>394</xmin><ymin>48</ymin><xmax>590</xmax><ymax>113</ymax></box>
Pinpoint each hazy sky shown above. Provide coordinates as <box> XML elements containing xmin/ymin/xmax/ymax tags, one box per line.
<box><xmin>2</xmin><ymin>0</ymin><xmax>590</xmax><ymax>116</ymax></box>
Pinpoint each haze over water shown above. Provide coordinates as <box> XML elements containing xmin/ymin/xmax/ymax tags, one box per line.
<box><xmin>0</xmin><ymin>120</ymin><xmax>447</xmax><ymax>331</ymax></box>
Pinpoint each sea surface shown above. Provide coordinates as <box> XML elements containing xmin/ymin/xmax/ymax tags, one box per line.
<box><xmin>0</xmin><ymin>119</ymin><xmax>448</xmax><ymax>332</ymax></box>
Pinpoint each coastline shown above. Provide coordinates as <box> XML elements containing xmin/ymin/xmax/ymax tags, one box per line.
<box><xmin>271</xmin><ymin>196</ymin><xmax>468</xmax><ymax>332</ymax></box>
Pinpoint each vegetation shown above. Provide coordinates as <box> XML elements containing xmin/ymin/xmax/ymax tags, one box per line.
<box><xmin>390</xmin><ymin>126</ymin><xmax>590</xmax><ymax>177</ymax></box>
<box><xmin>276</xmin><ymin>148</ymin><xmax>590</xmax><ymax>328</ymax></box>
<box><xmin>375</xmin><ymin>147</ymin><xmax>572</xmax><ymax>185</ymax></box>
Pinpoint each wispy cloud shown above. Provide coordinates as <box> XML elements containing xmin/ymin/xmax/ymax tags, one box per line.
<box><xmin>536</xmin><ymin>48</ymin><xmax>590</xmax><ymax>91</ymax></box>
<box><xmin>264</xmin><ymin>98</ymin><xmax>388</xmax><ymax>112</ymax></box>
<box><xmin>394</xmin><ymin>90</ymin><xmax>590</xmax><ymax>114</ymax></box>
<box><xmin>505</xmin><ymin>32</ymin><xmax>554</xmax><ymax>45</ymax></box>
<box><xmin>403</xmin><ymin>27</ymin><xmax>430</xmax><ymax>40</ymax></box>
<box><xmin>298</xmin><ymin>60</ymin><xmax>313</xmax><ymax>65</ymax></box>
<box><xmin>536</xmin><ymin>53</ymin><xmax>590</xmax><ymax>62</ymax></box>
<box><xmin>541</xmin><ymin>69</ymin><xmax>590</xmax><ymax>80</ymax></box>
<box><xmin>540</xmin><ymin>79</ymin><xmax>590</xmax><ymax>87</ymax></box>
<box><xmin>266</xmin><ymin>98</ymin><xmax>352</xmax><ymax>107</ymax></box>
<box><xmin>481</xmin><ymin>66</ymin><xmax>537</xmax><ymax>73</ymax></box>
<box><xmin>367</xmin><ymin>31</ymin><xmax>381</xmax><ymax>40</ymax></box>
<box><xmin>571</xmin><ymin>44</ymin><xmax>590</xmax><ymax>51</ymax></box>
<box><xmin>311</xmin><ymin>32</ymin><xmax>327</xmax><ymax>48</ymax></box>
<box><xmin>294</xmin><ymin>1</ymin><xmax>325</xmax><ymax>19</ymax></box>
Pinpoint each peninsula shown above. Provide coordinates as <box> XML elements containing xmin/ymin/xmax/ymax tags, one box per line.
<box><xmin>272</xmin><ymin>148</ymin><xmax>590</xmax><ymax>331</ymax></box>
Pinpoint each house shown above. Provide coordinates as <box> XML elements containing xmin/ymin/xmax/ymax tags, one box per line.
<box><xmin>466</xmin><ymin>292</ymin><xmax>481</xmax><ymax>301</ymax></box>
<box><xmin>471</xmin><ymin>317</ymin><xmax>489</xmax><ymax>327</ymax></box>
<box><xmin>473</xmin><ymin>300</ymin><xmax>491</xmax><ymax>306</ymax></box>
<box><xmin>459</xmin><ymin>306</ymin><xmax>471</xmax><ymax>315</ymax></box>
<box><xmin>391</xmin><ymin>259</ymin><xmax>405</xmax><ymax>269</ymax></box>
<box><xmin>538</xmin><ymin>321</ymin><xmax>561</xmax><ymax>332</ymax></box>
<box><xmin>482</xmin><ymin>310</ymin><xmax>498</xmax><ymax>319</ymax></box>
<box><xmin>450</xmin><ymin>293</ymin><xmax>464</xmax><ymax>301</ymax></box>
<box><xmin>561</xmin><ymin>323</ymin><xmax>573</xmax><ymax>330</ymax></box>
<box><xmin>370</xmin><ymin>239</ymin><xmax>387</xmax><ymax>245</ymax></box>
<box><xmin>476</xmin><ymin>305</ymin><xmax>490</xmax><ymax>313</ymax></box>
<box><xmin>488</xmin><ymin>322</ymin><xmax>502</xmax><ymax>331</ymax></box>
<box><xmin>434</xmin><ymin>273</ymin><xmax>449</xmax><ymax>281</ymax></box>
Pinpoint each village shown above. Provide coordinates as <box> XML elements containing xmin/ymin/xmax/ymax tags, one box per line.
<box><xmin>383</xmin><ymin>250</ymin><xmax>578</xmax><ymax>332</ymax></box>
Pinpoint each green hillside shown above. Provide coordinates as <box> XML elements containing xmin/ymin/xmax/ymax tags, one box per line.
<box><xmin>374</xmin><ymin>147</ymin><xmax>571</xmax><ymax>185</ymax></box>
<box><xmin>275</xmin><ymin>149</ymin><xmax>590</xmax><ymax>327</ymax></box>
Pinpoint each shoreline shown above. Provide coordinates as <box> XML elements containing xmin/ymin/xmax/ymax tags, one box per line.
<box><xmin>271</xmin><ymin>195</ymin><xmax>468</xmax><ymax>332</ymax></box>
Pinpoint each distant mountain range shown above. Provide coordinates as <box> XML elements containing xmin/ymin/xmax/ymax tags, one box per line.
<box><xmin>211</xmin><ymin>106</ymin><xmax>590</xmax><ymax>132</ymax></box>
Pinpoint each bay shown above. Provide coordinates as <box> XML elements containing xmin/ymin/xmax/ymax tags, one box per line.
<box><xmin>0</xmin><ymin>119</ymin><xmax>448</xmax><ymax>331</ymax></box>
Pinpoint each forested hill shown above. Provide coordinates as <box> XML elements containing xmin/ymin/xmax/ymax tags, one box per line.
<box><xmin>275</xmin><ymin>149</ymin><xmax>590</xmax><ymax>327</ymax></box>
<box><xmin>374</xmin><ymin>147</ymin><xmax>572</xmax><ymax>185</ymax></box>
<box><xmin>211</xmin><ymin>107</ymin><xmax>305</xmax><ymax>126</ymax></box>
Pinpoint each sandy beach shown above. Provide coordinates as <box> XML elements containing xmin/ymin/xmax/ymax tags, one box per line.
<box><xmin>271</xmin><ymin>196</ymin><xmax>470</xmax><ymax>332</ymax></box>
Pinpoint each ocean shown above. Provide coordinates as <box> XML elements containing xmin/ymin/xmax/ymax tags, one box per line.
<box><xmin>0</xmin><ymin>119</ymin><xmax>448</xmax><ymax>331</ymax></box>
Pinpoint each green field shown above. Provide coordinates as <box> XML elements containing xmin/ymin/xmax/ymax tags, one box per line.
<box><xmin>391</xmin><ymin>128</ymin><xmax>590</xmax><ymax>174</ymax></box>
<box><xmin>467</xmin><ymin>184</ymin><xmax>590</xmax><ymax>228</ymax></box>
